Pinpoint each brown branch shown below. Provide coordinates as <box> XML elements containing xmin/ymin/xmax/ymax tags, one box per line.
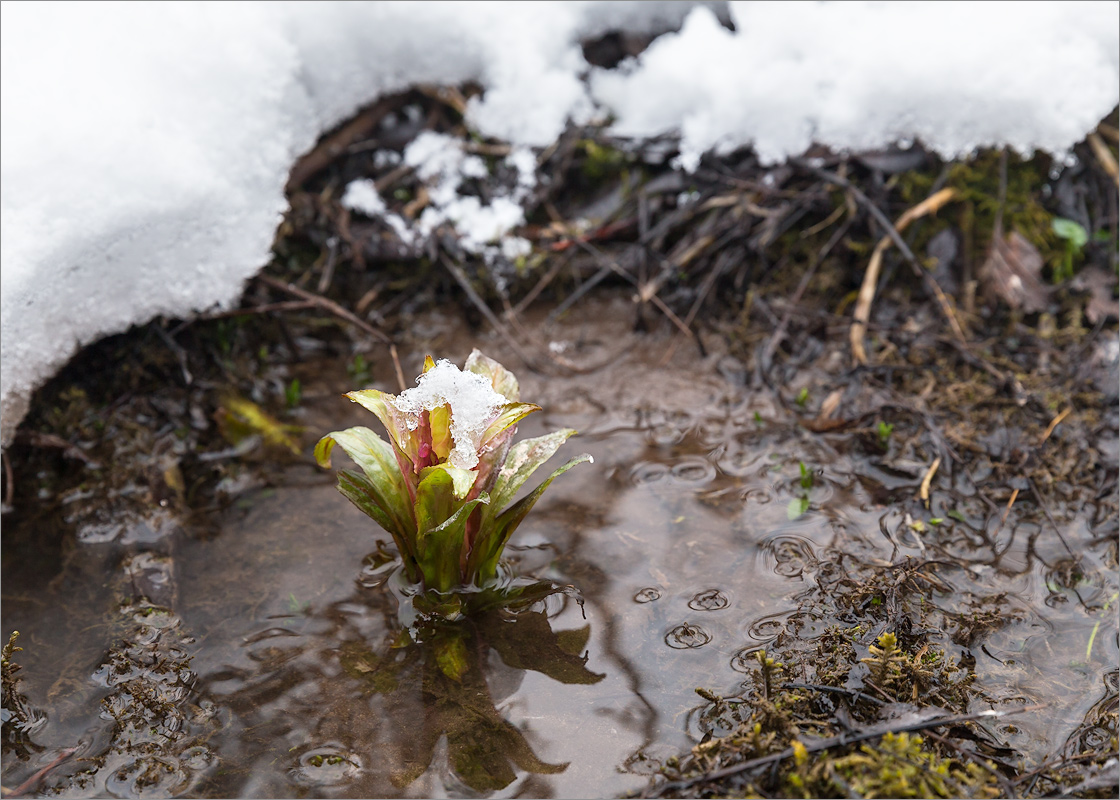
<box><xmin>254</xmin><ymin>274</ymin><xmax>405</xmax><ymax>391</ymax></box>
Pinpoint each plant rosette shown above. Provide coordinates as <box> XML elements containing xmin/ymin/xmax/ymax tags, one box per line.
<box><xmin>316</xmin><ymin>350</ymin><xmax>591</xmax><ymax>626</ymax></box>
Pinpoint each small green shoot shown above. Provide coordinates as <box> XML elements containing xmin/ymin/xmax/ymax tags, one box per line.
<box><xmin>287</xmin><ymin>593</ymin><xmax>310</xmax><ymax>615</ymax></box>
<box><xmin>348</xmin><ymin>353</ymin><xmax>372</xmax><ymax>384</ymax></box>
<box><xmin>877</xmin><ymin>420</ymin><xmax>894</xmax><ymax>448</ymax></box>
<box><xmin>285</xmin><ymin>378</ymin><xmax>302</xmax><ymax>409</ymax></box>
<box><xmin>799</xmin><ymin>462</ymin><xmax>814</xmax><ymax>490</ymax></box>
<box><xmin>795</xmin><ymin>387</ymin><xmax>810</xmax><ymax>408</ymax></box>
<box><xmin>788</xmin><ymin>462</ymin><xmax>814</xmax><ymax>520</ymax></box>
<box><xmin>1086</xmin><ymin>591</ymin><xmax>1118</xmax><ymax>660</ymax></box>
<box><xmin>1051</xmin><ymin>217</ymin><xmax>1088</xmax><ymax>282</ymax></box>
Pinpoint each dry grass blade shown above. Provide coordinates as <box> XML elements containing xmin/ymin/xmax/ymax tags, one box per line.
<box><xmin>1087</xmin><ymin>131</ymin><xmax>1119</xmax><ymax>186</ymax></box>
<box><xmin>918</xmin><ymin>456</ymin><xmax>941</xmax><ymax>508</ymax></box>
<box><xmin>850</xmin><ymin>187</ymin><xmax>960</xmax><ymax>364</ymax></box>
<box><xmin>1039</xmin><ymin>407</ymin><xmax>1072</xmax><ymax>445</ymax></box>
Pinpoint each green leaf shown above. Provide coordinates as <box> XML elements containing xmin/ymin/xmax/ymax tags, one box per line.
<box><xmin>345</xmin><ymin>389</ymin><xmax>417</xmax><ymax>460</ymax></box>
<box><xmin>1052</xmin><ymin>217</ymin><xmax>1088</xmax><ymax>249</ymax></box>
<box><xmin>799</xmin><ymin>461</ymin><xmax>813</xmax><ymax>490</ymax></box>
<box><xmin>479</xmin><ymin>402</ymin><xmax>541</xmax><ymax>450</ymax></box>
<box><xmin>470</xmin><ymin>454</ymin><xmax>591</xmax><ymax>583</ymax></box>
<box><xmin>316</xmin><ymin>427</ymin><xmax>414</xmax><ymax>536</ymax></box>
<box><xmin>465</xmin><ymin>350</ymin><xmax>521</xmax><ymax>401</ymax></box>
<box><xmin>787</xmin><ymin>496</ymin><xmax>810</xmax><ymax>520</ymax></box>
<box><xmin>415</xmin><ymin>467</ymin><xmax>458</xmax><ymax>537</ymax></box>
<box><xmin>337</xmin><ymin>471</ymin><xmax>417</xmax><ymax>577</ymax></box>
<box><xmin>486</xmin><ymin>429</ymin><xmax>578</xmax><ymax>519</ymax></box>
<box><xmin>420</xmin><ymin>462</ymin><xmax>477</xmax><ymax>500</ymax></box>
<box><xmin>947</xmin><ymin>509</ymin><xmax>967</xmax><ymax>523</ymax></box>
<box><xmin>416</xmin><ymin>494</ymin><xmax>489</xmax><ymax>593</ymax></box>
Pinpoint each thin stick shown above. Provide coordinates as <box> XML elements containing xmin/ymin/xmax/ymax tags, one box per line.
<box><xmin>763</xmin><ymin>214</ymin><xmax>853</xmax><ymax>370</ymax></box>
<box><xmin>254</xmin><ymin>274</ymin><xmax>405</xmax><ymax>391</ymax></box>
<box><xmin>994</xmin><ymin>487</ymin><xmax>1020</xmax><ymax>537</ymax></box>
<box><xmin>7</xmin><ymin>746</ymin><xmax>79</xmax><ymax>797</ymax></box>
<box><xmin>509</xmin><ymin>251</ymin><xmax>573</xmax><ymax>316</ymax></box>
<box><xmin>2</xmin><ymin>448</ymin><xmax>12</xmax><ymax>508</ymax></box>
<box><xmin>440</xmin><ymin>255</ymin><xmax>545</xmax><ymax>374</ymax></box>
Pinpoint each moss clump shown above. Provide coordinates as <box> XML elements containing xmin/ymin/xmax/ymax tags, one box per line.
<box><xmin>814</xmin><ymin>731</ymin><xmax>999</xmax><ymax>798</ymax></box>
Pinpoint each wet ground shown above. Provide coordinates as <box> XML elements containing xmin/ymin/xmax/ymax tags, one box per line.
<box><xmin>3</xmin><ymin>287</ymin><xmax>1117</xmax><ymax>797</ymax></box>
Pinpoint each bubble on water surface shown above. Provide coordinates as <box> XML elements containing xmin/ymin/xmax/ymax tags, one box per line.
<box><xmin>665</xmin><ymin>623</ymin><xmax>712</xmax><ymax>649</ymax></box>
<box><xmin>764</xmin><ymin>535</ymin><xmax>818</xmax><ymax>579</ymax></box>
<box><xmin>291</xmin><ymin>745</ymin><xmax>362</xmax><ymax>787</ymax></box>
<box><xmin>670</xmin><ymin>457</ymin><xmax>717</xmax><ymax>486</ymax></box>
<box><xmin>630</xmin><ymin>461</ymin><xmax>669</xmax><ymax>486</ymax></box>
<box><xmin>688</xmin><ymin>589</ymin><xmax>730</xmax><ymax>611</ymax></box>
<box><xmin>633</xmin><ymin>587</ymin><xmax>662</xmax><ymax>603</ymax></box>
<box><xmin>105</xmin><ymin>756</ymin><xmax>190</xmax><ymax>799</ymax></box>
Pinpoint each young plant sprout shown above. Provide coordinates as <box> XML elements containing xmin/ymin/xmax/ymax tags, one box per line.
<box><xmin>316</xmin><ymin>350</ymin><xmax>591</xmax><ymax>595</ymax></box>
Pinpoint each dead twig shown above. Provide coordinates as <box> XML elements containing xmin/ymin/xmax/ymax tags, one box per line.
<box><xmin>795</xmin><ymin>162</ymin><xmax>965</xmax><ymax>361</ymax></box>
<box><xmin>439</xmin><ymin>254</ymin><xmax>548</xmax><ymax>375</ymax></box>
<box><xmin>5</xmin><ymin>746</ymin><xmax>79</xmax><ymax>798</ymax></box>
<box><xmin>287</xmin><ymin>95</ymin><xmax>402</xmax><ymax>191</ymax></box>
<box><xmin>762</xmin><ymin>213</ymin><xmax>854</xmax><ymax>371</ymax></box>
<box><xmin>254</xmin><ymin>274</ymin><xmax>405</xmax><ymax>391</ymax></box>
<box><xmin>570</xmin><ymin>241</ymin><xmax>694</xmax><ymax>340</ymax></box>
<box><xmin>509</xmin><ymin>251</ymin><xmax>574</xmax><ymax>317</ymax></box>
<box><xmin>17</xmin><ymin>431</ymin><xmax>100</xmax><ymax>467</ymax></box>
<box><xmin>3</xmin><ymin>448</ymin><xmax>13</xmax><ymax>508</ymax></box>
<box><xmin>993</xmin><ymin>487</ymin><xmax>1020</xmax><ymax>539</ymax></box>
<box><xmin>849</xmin><ymin>187</ymin><xmax>962</xmax><ymax>364</ymax></box>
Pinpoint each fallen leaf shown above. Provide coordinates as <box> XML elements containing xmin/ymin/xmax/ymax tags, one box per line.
<box><xmin>980</xmin><ymin>230</ymin><xmax>1051</xmax><ymax>313</ymax></box>
<box><xmin>1071</xmin><ymin>266</ymin><xmax>1119</xmax><ymax>324</ymax></box>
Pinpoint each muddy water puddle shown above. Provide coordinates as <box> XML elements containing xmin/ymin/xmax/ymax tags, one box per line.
<box><xmin>3</xmin><ymin>295</ymin><xmax>1117</xmax><ymax>797</ymax></box>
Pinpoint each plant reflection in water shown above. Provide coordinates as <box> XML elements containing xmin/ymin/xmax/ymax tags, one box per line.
<box><xmin>338</xmin><ymin>565</ymin><xmax>604</xmax><ymax>792</ymax></box>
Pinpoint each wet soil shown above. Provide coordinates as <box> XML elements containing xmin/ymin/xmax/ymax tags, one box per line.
<box><xmin>2</xmin><ymin>96</ymin><xmax>1118</xmax><ymax>798</ymax></box>
<box><xmin>3</xmin><ymin>287</ymin><xmax>1117</xmax><ymax>798</ymax></box>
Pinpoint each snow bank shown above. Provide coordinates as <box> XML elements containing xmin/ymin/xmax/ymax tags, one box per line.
<box><xmin>594</xmin><ymin>1</ymin><xmax>1120</xmax><ymax>169</ymax></box>
<box><xmin>2</xmin><ymin>1</ymin><xmax>1117</xmax><ymax>442</ymax></box>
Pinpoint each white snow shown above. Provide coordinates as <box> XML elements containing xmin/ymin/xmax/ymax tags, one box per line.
<box><xmin>391</xmin><ymin>359</ymin><xmax>507</xmax><ymax>470</ymax></box>
<box><xmin>2</xmin><ymin>0</ymin><xmax>1117</xmax><ymax>442</ymax></box>
<box><xmin>595</xmin><ymin>1</ymin><xmax>1120</xmax><ymax>169</ymax></box>
<box><xmin>340</xmin><ymin>179</ymin><xmax>387</xmax><ymax>217</ymax></box>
